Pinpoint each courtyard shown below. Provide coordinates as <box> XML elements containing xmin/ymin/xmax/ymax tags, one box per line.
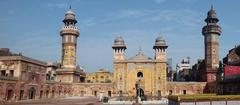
<box><xmin>5</xmin><ymin>97</ymin><xmax>102</xmax><ymax>105</ymax></box>
<box><xmin>4</xmin><ymin>96</ymin><xmax>168</xmax><ymax>105</ymax></box>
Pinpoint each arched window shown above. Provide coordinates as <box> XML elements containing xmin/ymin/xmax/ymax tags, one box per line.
<box><xmin>137</xmin><ymin>72</ymin><xmax>143</xmax><ymax>78</ymax></box>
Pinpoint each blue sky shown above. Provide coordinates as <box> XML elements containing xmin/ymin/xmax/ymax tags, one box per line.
<box><xmin>0</xmin><ymin>0</ymin><xmax>239</xmax><ymax>73</ymax></box>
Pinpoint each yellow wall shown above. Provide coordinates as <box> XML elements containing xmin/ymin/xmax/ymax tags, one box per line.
<box><xmin>86</xmin><ymin>70</ymin><xmax>112</xmax><ymax>83</ymax></box>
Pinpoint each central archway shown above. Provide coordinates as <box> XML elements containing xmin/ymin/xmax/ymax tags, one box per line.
<box><xmin>29</xmin><ymin>87</ymin><xmax>36</xmax><ymax>99</ymax></box>
<box><xmin>136</xmin><ymin>88</ymin><xmax>144</xmax><ymax>97</ymax></box>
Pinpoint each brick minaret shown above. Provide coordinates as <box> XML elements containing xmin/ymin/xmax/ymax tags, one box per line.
<box><xmin>202</xmin><ymin>6</ymin><xmax>221</xmax><ymax>82</ymax></box>
<box><xmin>56</xmin><ymin>6</ymin><xmax>83</xmax><ymax>83</ymax></box>
<box><xmin>60</xmin><ymin>6</ymin><xmax>79</xmax><ymax>69</ymax></box>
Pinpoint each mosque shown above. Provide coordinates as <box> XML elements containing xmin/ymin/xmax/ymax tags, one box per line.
<box><xmin>0</xmin><ymin>5</ymin><xmax>224</xmax><ymax>101</ymax></box>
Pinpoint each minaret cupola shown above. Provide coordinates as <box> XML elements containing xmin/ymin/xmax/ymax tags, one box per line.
<box><xmin>112</xmin><ymin>36</ymin><xmax>127</xmax><ymax>61</ymax></box>
<box><xmin>153</xmin><ymin>36</ymin><xmax>168</xmax><ymax>61</ymax></box>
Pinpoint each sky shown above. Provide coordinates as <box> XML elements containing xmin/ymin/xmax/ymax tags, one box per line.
<box><xmin>0</xmin><ymin>0</ymin><xmax>239</xmax><ymax>73</ymax></box>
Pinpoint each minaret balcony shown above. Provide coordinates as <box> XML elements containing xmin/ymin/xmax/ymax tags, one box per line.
<box><xmin>60</xmin><ymin>26</ymin><xmax>79</xmax><ymax>36</ymax></box>
<box><xmin>202</xmin><ymin>25</ymin><xmax>221</xmax><ymax>35</ymax></box>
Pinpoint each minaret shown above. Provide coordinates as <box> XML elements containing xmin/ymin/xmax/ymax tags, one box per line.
<box><xmin>112</xmin><ymin>36</ymin><xmax>127</xmax><ymax>94</ymax></box>
<box><xmin>153</xmin><ymin>36</ymin><xmax>168</xmax><ymax>96</ymax></box>
<box><xmin>112</xmin><ymin>36</ymin><xmax>127</xmax><ymax>61</ymax></box>
<box><xmin>202</xmin><ymin>6</ymin><xmax>221</xmax><ymax>82</ymax></box>
<box><xmin>60</xmin><ymin>6</ymin><xmax>79</xmax><ymax>69</ymax></box>
<box><xmin>153</xmin><ymin>36</ymin><xmax>168</xmax><ymax>62</ymax></box>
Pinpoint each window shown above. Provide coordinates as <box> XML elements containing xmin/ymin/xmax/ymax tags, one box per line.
<box><xmin>32</xmin><ymin>75</ymin><xmax>36</xmax><ymax>80</ymax></box>
<box><xmin>67</xmin><ymin>36</ymin><xmax>71</xmax><ymax>42</ymax></box>
<box><xmin>183</xmin><ymin>90</ymin><xmax>187</xmax><ymax>95</ymax></box>
<box><xmin>71</xmin><ymin>36</ymin><xmax>75</xmax><ymax>42</ymax></box>
<box><xmin>10</xmin><ymin>70</ymin><xmax>14</xmax><ymax>77</ymax></box>
<box><xmin>46</xmin><ymin>74</ymin><xmax>50</xmax><ymax>80</ymax></box>
<box><xmin>137</xmin><ymin>72</ymin><xmax>143</xmax><ymax>78</ymax></box>
<box><xmin>21</xmin><ymin>71</ymin><xmax>26</xmax><ymax>80</ymax></box>
<box><xmin>1</xmin><ymin>70</ymin><xmax>6</xmax><ymax>76</ymax></box>
<box><xmin>169</xmin><ymin>90</ymin><xmax>173</xmax><ymax>95</ymax></box>
<box><xmin>100</xmin><ymin>76</ymin><xmax>104</xmax><ymax>78</ymax></box>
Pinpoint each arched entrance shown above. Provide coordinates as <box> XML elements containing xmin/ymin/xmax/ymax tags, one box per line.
<box><xmin>29</xmin><ymin>87</ymin><xmax>36</xmax><ymax>99</ymax></box>
<box><xmin>6</xmin><ymin>89</ymin><xmax>14</xmax><ymax>100</ymax></box>
<box><xmin>19</xmin><ymin>90</ymin><xmax>24</xmax><ymax>100</ymax></box>
<box><xmin>46</xmin><ymin>90</ymin><xmax>49</xmax><ymax>98</ymax></box>
<box><xmin>137</xmin><ymin>72</ymin><xmax>143</xmax><ymax>78</ymax></box>
<box><xmin>136</xmin><ymin>88</ymin><xmax>144</xmax><ymax>97</ymax></box>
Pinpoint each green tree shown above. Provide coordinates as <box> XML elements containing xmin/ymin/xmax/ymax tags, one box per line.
<box><xmin>235</xmin><ymin>45</ymin><xmax>240</xmax><ymax>56</ymax></box>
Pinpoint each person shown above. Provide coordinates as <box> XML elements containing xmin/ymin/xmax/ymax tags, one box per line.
<box><xmin>99</xmin><ymin>93</ymin><xmax>103</xmax><ymax>102</ymax></box>
<box><xmin>138</xmin><ymin>96</ymin><xmax>141</xmax><ymax>103</ymax></box>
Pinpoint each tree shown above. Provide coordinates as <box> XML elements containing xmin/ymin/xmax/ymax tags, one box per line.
<box><xmin>235</xmin><ymin>44</ymin><xmax>240</xmax><ymax>56</ymax></box>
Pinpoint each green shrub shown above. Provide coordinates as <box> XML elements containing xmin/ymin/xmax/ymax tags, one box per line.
<box><xmin>102</xmin><ymin>96</ymin><xmax>109</xmax><ymax>103</ymax></box>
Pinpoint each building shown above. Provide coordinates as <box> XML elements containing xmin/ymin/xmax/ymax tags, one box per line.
<box><xmin>223</xmin><ymin>45</ymin><xmax>240</xmax><ymax>66</ymax></box>
<box><xmin>46</xmin><ymin>62</ymin><xmax>60</xmax><ymax>81</ymax></box>
<box><xmin>176</xmin><ymin>57</ymin><xmax>192</xmax><ymax>81</ymax></box>
<box><xmin>112</xmin><ymin>36</ymin><xmax>169</xmax><ymax>97</ymax></box>
<box><xmin>192</xmin><ymin>59</ymin><xmax>205</xmax><ymax>82</ymax></box>
<box><xmin>86</xmin><ymin>69</ymin><xmax>113</xmax><ymax>83</ymax></box>
<box><xmin>112</xmin><ymin>36</ymin><xmax>206</xmax><ymax>98</ymax></box>
<box><xmin>217</xmin><ymin>45</ymin><xmax>240</xmax><ymax>95</ymax></box>
<box><xmin>0</xmin><ymin>48</ymin><xmax>47</xmax><ymax>100</ymax></box>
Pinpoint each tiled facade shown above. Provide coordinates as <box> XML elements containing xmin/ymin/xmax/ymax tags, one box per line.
<box><xmin>111</xmin><ymin>36</ymin><xmax>207</xmax><ymax>98</ymax></box>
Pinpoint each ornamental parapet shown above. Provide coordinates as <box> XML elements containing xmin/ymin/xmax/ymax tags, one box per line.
<box><xmin>0</xmin><ymin>76</ymin><xmax>18</xmax><ymax>81</ymax></box>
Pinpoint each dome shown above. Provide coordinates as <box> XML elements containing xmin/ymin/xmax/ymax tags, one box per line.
<box><xmin>207</xmin><ymin>9</ymin><xmax>217</xmax><ymax>19</ymax></box>
<box><xmin>63</xmin><ymin>6</ymin><xmax>77</xmax><ymax>23</ymax></box>
<box><xmin>154</xmin><ymin>36</ymin><xmax>167</xmax><ymax>46</ymax></box>
<box><xmin>128</xmin><ymin>51</ymin><xmax>152</xmax><ymax>62</ymax></box>
<box><xmin>205</xmin><ymin>5</ymin><xmax>219</xmax><ymax>22</ymax></box>
<box><xmin>65</xmin><ymin>10</ymin><xmax>75</xmax><ymax>15</ymax></box>
<box><xmin>64</xmin><ymin>10</ymin><xmax>76</xmax><ymax>19</ymax></box>
<box><xmin>112</xmin><ymin>36</ymin><xmax>126</xmax><ymax>48</ymax></box>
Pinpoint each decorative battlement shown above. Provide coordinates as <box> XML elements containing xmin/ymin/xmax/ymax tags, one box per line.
<box><xmin>61</xmin><ymin>26</ymin><xmax>78</xmax><ymax>30</ymax></box>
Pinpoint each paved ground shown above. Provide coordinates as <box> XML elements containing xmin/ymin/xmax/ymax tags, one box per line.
<box><xmin>4</xmin><ymin>97</ymin><xmax>168</xmax><ymax>105</ymax></box>
<box><xmin>5</xmin><ymin>97</ymin><xmax>103</xmax><ymax>105</ymax></box>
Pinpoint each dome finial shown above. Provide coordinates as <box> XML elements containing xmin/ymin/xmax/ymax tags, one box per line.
<box><xmin>69</xmin><ymin>5</ymin><xmax>72</xmax><ymax>10</ymax></box>
<box><xmin>211</xmin><ymin>4</ymin><xmax>213</xmax><ymax>10</ymax></box>
<box><xmin>68</xmin><ymin>0</ymin><xmax>72</xmax><ymax>10</ymax></box>
<box><xmin>138</xmin><ymin>46</ymin><xmax>142</xmax><ymax>53</ymax></box>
